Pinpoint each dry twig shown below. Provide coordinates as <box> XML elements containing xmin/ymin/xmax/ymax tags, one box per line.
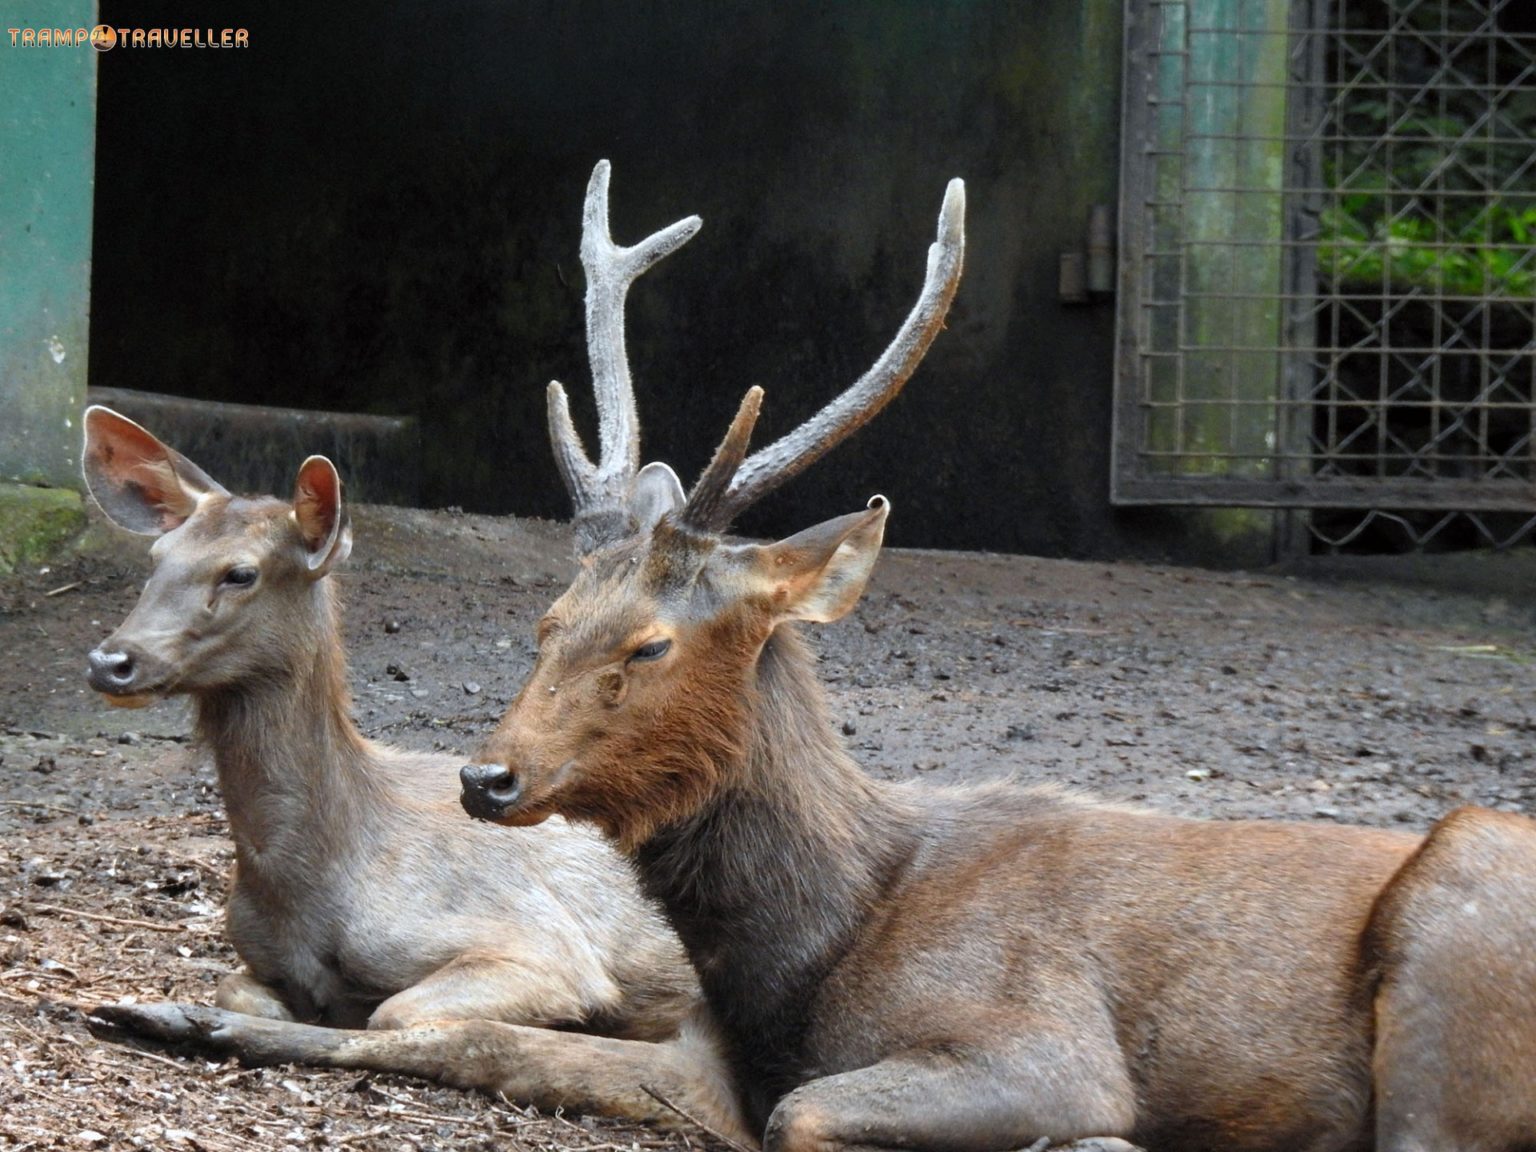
<box><xmin>641</xmin><ymin>1085</ymin><xmax>756</xmax><ymax>1152</ymax></box>
<box><xmin>28</xmin><ymin>901</ymin><xmax>201</xmax><ymax>934</ymax></box>
<box><xmin>1</xmin><ymin>800</ymin><xmax>80</xmax><ymax>817</ymax></box>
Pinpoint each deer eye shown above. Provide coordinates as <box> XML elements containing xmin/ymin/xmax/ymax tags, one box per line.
<box><xmin>628</xmin><ymin>638</ymin><xmax>672</xmax><ymax>664</ymax></box>
<box><xmin>221</xmin><ymin>565</ymin><xmax>259</xmax><ymax>588</ymax></box>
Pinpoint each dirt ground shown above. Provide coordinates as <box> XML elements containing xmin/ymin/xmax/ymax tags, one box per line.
<box><xmin>2</xmin><ymin>503</ymin><xmax>1534</xmax><ymax>1150</ymax></box>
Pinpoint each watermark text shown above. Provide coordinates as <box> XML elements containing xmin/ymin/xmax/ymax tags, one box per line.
<box><xmin>6</xmin><ymin>25</ymin><xmax>250</xmax><ymax>50</ymax></box>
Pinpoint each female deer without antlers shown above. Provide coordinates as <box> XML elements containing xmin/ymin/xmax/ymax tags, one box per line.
<box><xmin>80</xmin><ymin>406</ymin><xmax>745</xmax><ymax>1133</ymax></box>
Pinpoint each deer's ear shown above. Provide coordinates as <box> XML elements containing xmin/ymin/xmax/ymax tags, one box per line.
<box><xmin>630</xmin><ymin>461</ymin><xmax>685</xmax><ymax>534</ymax></box>
<box><xmin>292</xmin><ymin>455</ymin><xmax>352</xmax><ymax>578</ymax></box>
<box><xmin>82</xmin><ymin>406</ymin><xmax>228</xmax><ymax>535</ymax></box>
<box><xmin>750</xmin><ymin>496</ymin><xmax>890</xmax><ymax>624</ymax></box>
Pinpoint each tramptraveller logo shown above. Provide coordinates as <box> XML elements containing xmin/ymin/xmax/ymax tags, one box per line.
<box><xmin>6</xmin><ymin>24</ymin><xmax>250</xmax><ymax>49</ymax></box>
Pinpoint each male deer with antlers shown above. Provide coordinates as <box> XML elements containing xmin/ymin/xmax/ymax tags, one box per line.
<box><xmin>452</xmin><ymin>175</ymin><xmax>1536</xmax><ymax>1151</ymax></box>
<box><xmin>79</xmin><ymin>405</ymin><xmax>724</xmax><ymax>1120</ymax></box>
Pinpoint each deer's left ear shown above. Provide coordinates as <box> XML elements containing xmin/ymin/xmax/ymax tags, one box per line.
<box><xmin>750</xmin><ymin>496</ymin><xmax>890</xmax><ymax>624</ymax></box>
<box><xmin>292</xmin><ymin>456</ymin><xmax>352</xmax><ymax>578</ymax></box>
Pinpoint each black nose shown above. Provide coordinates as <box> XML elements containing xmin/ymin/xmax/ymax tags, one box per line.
<box><xmin>88</xmin><ymin>647</ymin><xmax>138</xmax><ymax>693</ymax></box>
<box><xmin>460</xmin><ymin>763</ymin><xmax>521</xmax><ymax>821</ymax></box>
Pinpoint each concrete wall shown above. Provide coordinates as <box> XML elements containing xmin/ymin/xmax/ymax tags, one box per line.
<box><xmin>90</xmin><ymin>0</ymin><xmax>1238</xmax><ymax>560</ymax></box>
<box><xmin>0</xmin><ymin>7</ymin><xmax>95</xmax><ymax>487</ymax></box>
<box><xmin>89</xmin><ymin>388</ymin><xmax>421</xmax><ymax>506</ymax></box>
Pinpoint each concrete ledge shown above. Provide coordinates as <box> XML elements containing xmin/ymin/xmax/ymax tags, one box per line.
<box><xmin>0</xmin><ymin>484</ymin><xmax>86</xmax><ymax>574</ymax></box>
<box><xmin>88</xmin><ymin>388</ymin><xmax>420</xmax><ymax>506</ymax></box>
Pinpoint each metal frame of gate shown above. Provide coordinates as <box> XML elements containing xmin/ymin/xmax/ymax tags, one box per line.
<box><xmin>1113</xmin><ymin>0</ymin><xmax>1536</xmax><ymax>525</ymax></box>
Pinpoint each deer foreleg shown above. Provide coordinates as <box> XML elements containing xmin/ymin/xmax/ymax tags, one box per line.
<box><xmin>762</xmin><ymin>1038</ymin><xmax>1136</xmax><ymax>1152</ymax></box>
<box><xmin>365</xmin><ymin>950</ymin><xmax>607</xmax><ymax>1031</ymax></box>
<box><xmin>89</xmin><ymin>1002</ymin><xmax>754</xmax><ymax>1146</ymax></box>
<box><xmin>214</xmin><ymin>970</ymin><xmax>299</xmax><ymax>1021</ymax></box>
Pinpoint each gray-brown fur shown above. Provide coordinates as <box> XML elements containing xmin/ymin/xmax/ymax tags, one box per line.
<box><xmin>89</xmin><ymin>1001</ymin><xmax>751</xmax><ymax>1144</ymax></box>
<box><xmin>80</xmin><ymin>406</ymin><xmax>697</xmax><ymax>1041</ymax></box>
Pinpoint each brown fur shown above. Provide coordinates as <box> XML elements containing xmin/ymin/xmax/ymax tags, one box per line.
<box><xmin>481</xmin><ymin>531</ymin><xmax>757</xmax><ymax>852</ymax></box>
<box><xmin>1364</xmin><ymin>808</ymin><xmax>1536</xmax><ymax>1151</ymax></box>
<box><xmin>469</xmin><ymin>509</ymin><xmax>1536</xmax><ymax>1152</ymax></box>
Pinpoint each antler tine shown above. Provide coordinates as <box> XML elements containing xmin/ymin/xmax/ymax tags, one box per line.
<box><xmin>681</xmin><ymin>386</ymin><xmax>764</xmax><ymax>531</ymax></box>
<box><xmin>546</xmin><ymin>381</ymin><xmax>596</xmax><ymax>509</ymax></box>
<box><xmin>552</xmin><ymin>160</ymin><xmax>703</xmax><ymax>520</ymax></box>
<box><xmin>691</xmin><ymin>178</ymin><xmax>966</xmax><ymax>533</ymax></box>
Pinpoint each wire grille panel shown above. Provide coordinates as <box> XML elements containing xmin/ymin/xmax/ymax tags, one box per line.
<box><xmin>1114</xmin><ymin>0</ymin><xmax>1536</xmax><ymax>523</ymax></box>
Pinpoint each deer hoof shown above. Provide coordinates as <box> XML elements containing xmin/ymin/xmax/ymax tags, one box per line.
<box><xmin>87</xmin><ymin>1001</ymin><xmax>220</xmax><ymax>1045</ymax></box>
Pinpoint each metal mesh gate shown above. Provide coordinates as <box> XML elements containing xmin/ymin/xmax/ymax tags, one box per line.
<box><xmin>1114</xmin><ymin>0</ymin><xmax>1536</xmax><ymax>545</ymax></box>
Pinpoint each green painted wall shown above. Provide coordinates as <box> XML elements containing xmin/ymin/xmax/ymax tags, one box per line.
<box><xmin>0</xmin><ymin>6</ymin><xmax>96</xmax><ymax>487</ymax></box>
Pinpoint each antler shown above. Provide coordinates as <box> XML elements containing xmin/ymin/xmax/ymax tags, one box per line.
<box><xmin>549</xmin><ymin>160</ymin><xmax>702</xmax><ymax>550</ymax></box>
<box><xmin>680</xmin><ymin>178</ymin><xmax>965</xmax><ymax>533</ymax></box>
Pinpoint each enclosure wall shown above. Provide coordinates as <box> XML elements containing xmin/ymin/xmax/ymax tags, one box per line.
<box><xmin>87</xmin><ymin>0</ymin><xmax>1247</xmax><ymax>559</ymax></box>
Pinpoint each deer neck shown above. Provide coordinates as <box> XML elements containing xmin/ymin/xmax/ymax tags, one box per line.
<box><xmin>193</xmin><ymin>585</ymin><xmax>379</xmax><ymax>870</ymax></box>
<box><xmin>633</xmin><ymin>626</ymin><xmax>919</xmax><ymax>1117</ymax></box>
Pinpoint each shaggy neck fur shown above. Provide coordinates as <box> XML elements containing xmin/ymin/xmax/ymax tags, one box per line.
<box><xmin>194</xmin><ymin>582</ymin><xmax>380</xmax><ymax>883</ymax></box>
<box><xmin>634</xmin><ymin>626</ymin><xmax>920</xmax><ymax>1127</ymax></box>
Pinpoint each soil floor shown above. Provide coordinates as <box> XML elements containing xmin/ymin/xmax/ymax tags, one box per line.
<box><xmin>2</xmin><ymin>504</ymin><xmax>1535</xmax><ymax>1150</ymax></box>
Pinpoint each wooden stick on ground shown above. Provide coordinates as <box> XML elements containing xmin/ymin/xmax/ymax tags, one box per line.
<box><xmin>641</xmin><ymin>1085</ymin><xmax>757</xmax><ymax>1152</ymax></box>
<box><xmin>28</xmin><ymin>902</ymin><xmax>201</xmax><ymax>935</ymax></box>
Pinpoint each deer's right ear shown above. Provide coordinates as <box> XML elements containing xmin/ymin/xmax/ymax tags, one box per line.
<box><xmin>292</xmin><ymin>455</ymin><xmax>352</xmax><ymax>578</ymax></box>
<box><xmin>82</xmin><ymin>406</ymin><xmax>229</xmax><ymax>535</ymax></box>
<box><xmin>630</xmin><ymin>462</ymin><xmax>686</xmax><ymax>533</ymax></box>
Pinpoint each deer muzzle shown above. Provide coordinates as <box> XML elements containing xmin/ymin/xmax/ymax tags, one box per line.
<box><xmin>459</xmin><ymin>763</ymin><xmax>525</xmax><ymax>822</ymax></box>
<box><xmin>87</xmin><ymin>643</ymin><xmax>163</xmax><ymax>708</ymax></box>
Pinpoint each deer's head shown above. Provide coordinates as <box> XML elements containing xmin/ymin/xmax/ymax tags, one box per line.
<box><xmin>82</xmin><ymin>406</ymin><xmax>351</xmax><ymax>705</ymax></box>
<box><xmin>461</xmin><ymin>162</ymin><xmax>963</xmax><ymax>850</ymax></box>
